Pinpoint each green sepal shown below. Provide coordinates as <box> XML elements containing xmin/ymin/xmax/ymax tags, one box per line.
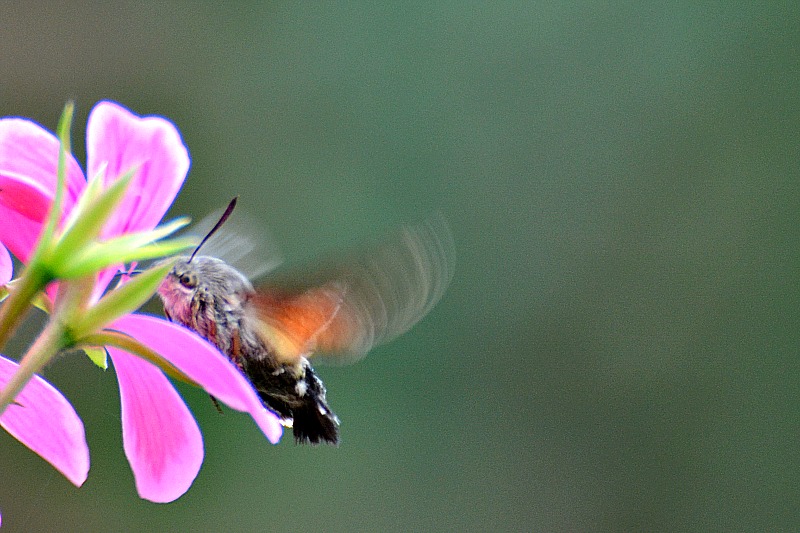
<box><xmin>84</xmin><ymin>346</ymin><xmax>108</xmax><ymax>370</ymax></box>
<box><xmin>29</xmin><ymin>102</ymin><xmax>74</xmax><ymax>266</ymax></box>
<box><xmin>56</xmin><ymin>234</ymin><xmax>196</xmax><ymax>279</ymax></box>
<box><xmin>53</xmin><ymin>215</ymin><xmax>194</xmax><ymax>278</ymax></box>
<box><xmin>57</xmin><ymin>166</ymin><xmax>107</xmax><ymax>237</ymax></box>
<box><xmin>70</xmin><ymin>260</ymin><xmax>174</xmax><ymax>339</ymax></box>
<box><xmin>87</xmin><ymin>216</ymin><xmax>191</xmax><ymax>253</ymax></box>
<box><xmin>30</xmin><ymin>292</ymin><xmax>53</xmax><ymax>314</ymax></box>
<box><xmin>48</xmin><ymin>168</ymin><xmax>135</xmax><ymax>267</ymax></box>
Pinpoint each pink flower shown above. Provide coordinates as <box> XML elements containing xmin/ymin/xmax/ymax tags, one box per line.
<box><xmin>0</xmin><ymin>101</ymin><xmax>282</xmax><ymax>503</ymax></box>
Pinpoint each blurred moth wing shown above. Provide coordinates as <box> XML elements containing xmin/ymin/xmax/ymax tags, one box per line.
<box><xmin>249</xmin><ymin>215</ymin><xmax>455</xmax><ymax>364</ymax></box>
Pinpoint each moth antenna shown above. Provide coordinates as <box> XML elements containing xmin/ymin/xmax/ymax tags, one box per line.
<box><xmin>110</xmin><ymin>268</ymin><xmax>144</xmax><ymax>280</ymax></box>
<box><xmin>189</xmin><ymin>196</ymin><xmax>238</xmax><ymax>262</ymax></box>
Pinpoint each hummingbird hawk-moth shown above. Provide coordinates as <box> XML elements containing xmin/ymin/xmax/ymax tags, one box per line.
<box><xmin>156</xmin><ymin>199</ymin><xmax>453</xmax><ymax>444</ymax></box>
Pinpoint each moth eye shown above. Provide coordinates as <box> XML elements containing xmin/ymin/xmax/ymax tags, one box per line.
<box><xmin>178</xmin><ymin>273</ymin><xmax>197</xmax><ymax>289</ymax></box>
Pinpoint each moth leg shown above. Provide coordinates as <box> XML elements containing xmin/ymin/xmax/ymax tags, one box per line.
<box><xmin>230</xmin><ymin>328</ymin><xmax>246</xmax><ymax>371</ymax></box>
<box><xmin>209</xmin><ymin>395</ymin><xmax>224</xmax><ymax>414</ymax></box>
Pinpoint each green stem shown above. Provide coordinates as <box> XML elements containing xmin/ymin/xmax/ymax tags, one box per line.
<box><xmin>81</xmin><ymin>330</ymin><xmax>198</xmax><ymax>387</ymax></box>
<box><xmin>0</xmin><ymin>319</ymin><xmax>67</xmax><ymax>416</ymax></box>
<box><xmin>0</xmin><ymin>263</ymin><xmax>51</xmax><ymax>353</ymax></box>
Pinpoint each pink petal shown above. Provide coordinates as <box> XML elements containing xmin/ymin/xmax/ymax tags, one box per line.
<box><xmin>0</xmin><ymin>117</ymin><xmax>86</xmax><ymax>263</ymax></box>
<box><xmin>0</xmin><ymin>207</ymin><xmax>47</xmax><ymax>265</ymax></box>
<box><xmin>107</xmin><ymin>347</ymin><xmax>203</xmax><ymax>503</ymax></box>
<box><xmin>112</xmin><ymin>314</ymin><xmax>283</xmax><ymax>443</ymax></box>
<box><xmin>86</xmin><ymin>101</ymin><xmax>190</xmax><ymax>239</ymax></box>
<box><xmin>0</xmin><ymin>173</ymin><xmax>56</xmax><ymax>265</ymax></box>
<box><xmin>0</xmin><ymin>355</ymin><xmax>89</xmax><ymax>487</ymax></box>
<box><xmin>0</xmin><ymin>171</ymin><xmax>54</xmax><ymax>222</ymax></box>
<box><xmin>0</xmin><ymin>243</ymin><xmax>11</xmax><ymax>284</ymax></box>
<box><xmin>0</xmin><ymin>118</ymin><xmax>86</xmax><ymax>207</ymax></box>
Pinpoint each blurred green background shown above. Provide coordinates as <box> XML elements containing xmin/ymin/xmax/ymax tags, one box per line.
<box><xmin>2</xmin><ymin>2</ymin><xmax>799</xmax><ymax>531</ymax></box>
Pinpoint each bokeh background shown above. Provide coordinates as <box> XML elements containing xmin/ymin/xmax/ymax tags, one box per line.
<box><xmin>2</xmin><ymin>2</ymin><xmax>799</xmax><ymax>531</ymax></box>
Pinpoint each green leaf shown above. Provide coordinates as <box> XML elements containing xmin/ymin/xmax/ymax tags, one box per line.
<box><xmin>70</xmin><ymin>260</ymin><xmax>175</xmax><ymax>338</ymax></box>
<box><xmin>84</xmin><ymin>347</ymin><xmax>108</xmax><ymax>370</ymax></box>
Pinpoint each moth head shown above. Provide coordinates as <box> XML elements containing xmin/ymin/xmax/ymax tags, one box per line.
<box><xmin>158</xmin><ymin>255</ymin><xmax>254</xmax><ymax>320</ymax></box>
<box><xmin>156</xmin><ymin>197</ymin><xmax>245</xmax><ymax>321</ymax></box>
